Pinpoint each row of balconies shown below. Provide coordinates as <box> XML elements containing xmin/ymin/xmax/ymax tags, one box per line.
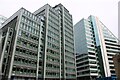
<box><xmin>15</xmin><ymin>52</ymin><xmax>37</xmax><ymax>60</ymax></box>
<box><xmin>17</xmin><ymin>39</ymin><xmax>38</xmax><ymax>51</ymax></box>
<box><xmin>12</xmin><ymin>66</ymin><xmax>37</xmax><ymax>77</ymax></box>
<box><xmin>13</xmin><ymin>59</ymin><xmax>37</xmax><ymax>68</ymax></box>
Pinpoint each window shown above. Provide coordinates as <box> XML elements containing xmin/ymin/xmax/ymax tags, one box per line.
<box><xmin>18</xmin><ymin>30</ymin><xmax>22</xmax><ymax>36</ymax></box>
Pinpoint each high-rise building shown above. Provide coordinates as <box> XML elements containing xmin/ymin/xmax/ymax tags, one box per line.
<box><xmin>0</xmin><ymin>4</ymin><xmax>76</xmax><ymax>80</ymax></box>
<box><xmin>118</xmin><ymin>1</ymin><xmax>120</xmax><ymax>44</ymax></box>
<box><xmin>74</xmin><ymin>15</ymin><xmax>120</xmax><ymax>80</ymax></box>
<box><xmin>114</xmin><ymin>2</ymin><xmax>120</xmax><ymax>80</ymax></box>
<box><xmin>0</xmin><ymin>15</ymin><xmax>7</xmax><ymax>28</ymax></box>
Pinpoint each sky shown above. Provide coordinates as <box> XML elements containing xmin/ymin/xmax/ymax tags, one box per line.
<box><xmin>0</xmin><ymin>0</ymin><xmax>119</xmax><ymax>37</ymax></box>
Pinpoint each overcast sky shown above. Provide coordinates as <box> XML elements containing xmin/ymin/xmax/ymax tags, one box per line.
<box><xmin>0</xmin><ymin>0</ymin><xmax>119</xmax><ymax>37</ymax></box>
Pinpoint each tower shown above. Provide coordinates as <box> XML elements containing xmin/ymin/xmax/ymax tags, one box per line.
<box><xmin>0</xmin><ymin>4</ymin><xmax>76</xmax><ymax>80</ymax></box>
<box><xmin>74</xmin><ymin>15</ymin><xmax>120</xmax><ymax>80</ymax></box>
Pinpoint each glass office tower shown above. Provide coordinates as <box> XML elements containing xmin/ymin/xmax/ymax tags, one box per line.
<box><xmin>74</xmin><ymin>15</ymin><xmax>120</xmax><ymax>80</ymax></box>
<box><xmin>0</xmin><ymin>4</ymin><xmax>76</xmax><ymax>80</ymax></box>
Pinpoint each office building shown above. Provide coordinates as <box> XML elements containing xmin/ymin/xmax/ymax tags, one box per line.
<box><xmin>0</xmin><ymin>4</ymin><xmax>76</xmax><ymax>80</ymax></box>
<box><xmin>74</xmin><ymin>15</ymin><xmax>120</xmax><ymax>80</ymax></box>
<box><xmin>118</xmin><ymin>1</ymin><xmax>120</xmax><ymax>44</ymax></box>
<box><xmin>114</xmin><ymin>3</ymin><xmax>120</xmax><ymax>80</ymax></box>
<box><xmin>0</xmin><ymin>15</ymin><xmax>7</xmax><ymax>28</ymax></box>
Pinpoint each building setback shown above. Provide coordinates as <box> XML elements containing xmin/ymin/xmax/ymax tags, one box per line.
<box><xmin>0</xmin><ymin>4</ymin><xmax>76</xmax><ymax>80</ymax></box>
<box><xmin>0</xmin><ymin>15</ymin><xmax>7</xmax><ymax>28</ymax></box>
<box><xmin>74</xmin><ymin>15</ymin><xmax>120</xmax><ymax>80</ymax></box>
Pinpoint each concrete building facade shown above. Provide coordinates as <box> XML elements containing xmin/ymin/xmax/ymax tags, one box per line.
<box><xmin>0</xmin><ymin>15</ymin><xmax>7</xmax><ymax>28</ymax></box>
<box><xmin>0</xmin><ymin>4</ymin><xmax>76</xmax><ymax>80</ymax></box>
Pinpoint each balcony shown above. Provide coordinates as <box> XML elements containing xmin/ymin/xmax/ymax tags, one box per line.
<box><xmin>15</xmin><ymin>51</ymin><xmax>37</xmax><ymax>60</ymax></box>
<box><xmin>16</xmin><ymin>43</ymin><xmax>37</xmax><ymax>52</ymax></box>
<box><xmin>12</xmin><ymin>71</ymin><xmax>36</xmax><ymax>77</ymax></box>
<box><xmin>46</xmin><ymin>68</ymin><xmax>60</xmax><ymax>72</ymax></box>
<box><xmin>13</xmin><ymin>61</ymin><xmax>37</xmax><ymax>69</ymax></box>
